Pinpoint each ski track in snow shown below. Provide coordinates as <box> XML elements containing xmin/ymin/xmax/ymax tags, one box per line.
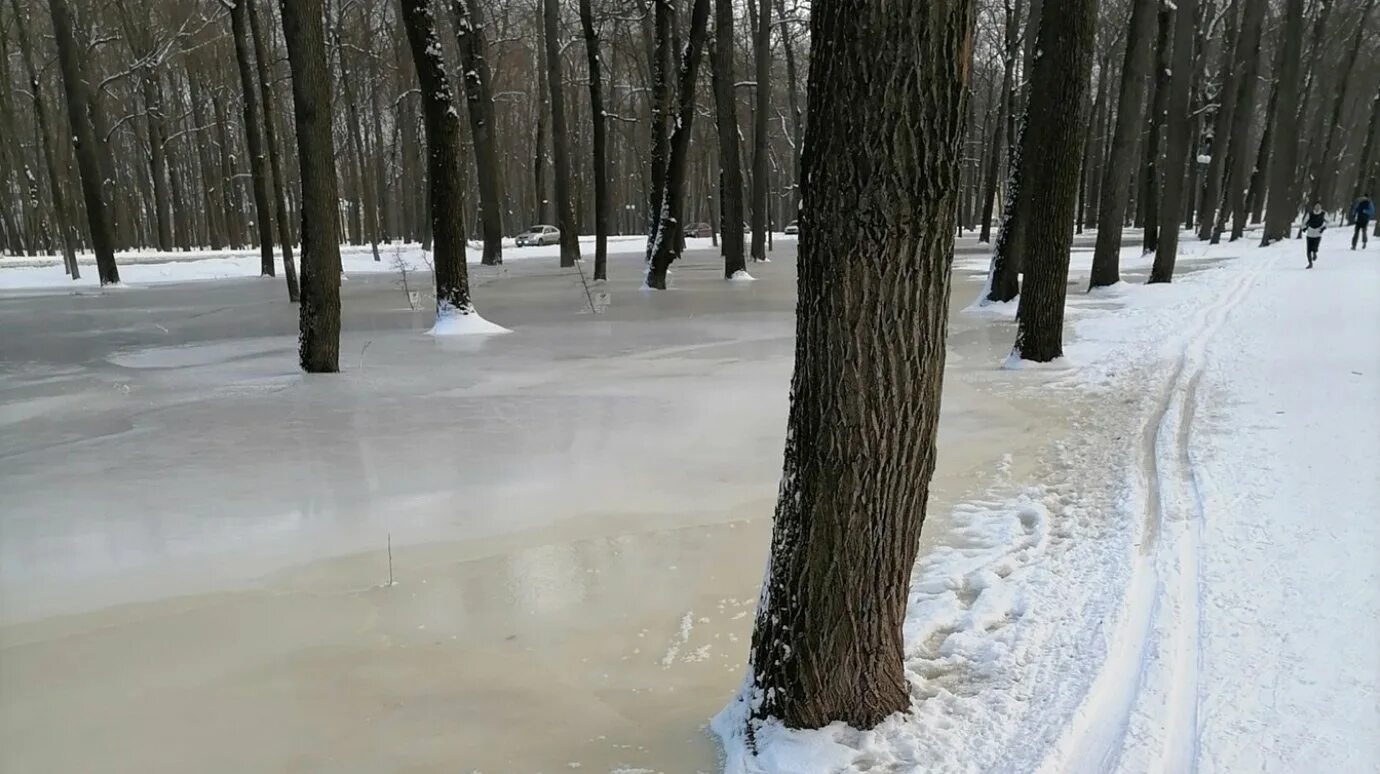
<box><xmin>1040</xmin><ymin>252</ymin><xmax>1270</xmax><ymax>774</ymax></box>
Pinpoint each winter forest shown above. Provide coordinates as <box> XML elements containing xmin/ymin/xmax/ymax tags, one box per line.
<box><xmin>1</xmin><ymin>0</ymin><xmax>1378</xmax><ymax>771</ymax></box>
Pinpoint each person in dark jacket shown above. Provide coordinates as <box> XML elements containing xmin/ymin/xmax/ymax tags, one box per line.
<box><xmin>1304</xmin><ymin>203</ymin><xmax>1326</xmax><ymax>268</ymax></box>
<box><xmin>1352</xmin><ymin>194</ymin><xmax>1374</xmax><ymax>249</ymax></box>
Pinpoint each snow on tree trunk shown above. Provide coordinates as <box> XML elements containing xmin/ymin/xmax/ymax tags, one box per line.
<box><xmin>735</xmin><ymin>0</ymin><xmax>973</xmax><ymax>732</ymax></box>
<box><xmin>280</xmin><ymin>0</ymin><xmax>342</xmax><ymax>372</ymax></box>
<box><xmin>1012</xmin><ymin>0</ymin><xmax>1098</xmax><ymax>362</ymax></box>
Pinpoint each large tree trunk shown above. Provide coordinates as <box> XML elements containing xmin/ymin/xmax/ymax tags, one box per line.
<box><xmin>1310</xmin><ymin>0</ymin><xmax>1375</xmax><ymax>212</ymax></box>
<box><xmin>48</xmin><ymin>0</ymin><xmax>118</xmax><ymax>284</ymax></box>
<box><xmin>12</xmin><ymin>0</ymin><xmax>79</xmax><ymax>278</ymax></box>
<box><xmin>749</xmin><ymin>0</ymin><xmax>771</xmax><ymax>261</ymax></box>
<box><xmin>712</xmin><ymin>0</ymin><xmax>747</xmax><ymax>277</ymax></box>
<box><xmin>401</xmin><ymin>0</ymin><xmax>474</xmax><ymax>320</ymax></box>
<box><xmin>646</xmin><ymin>0</ymin><xmax>712</xmax><ymax>289</ymax></box>
<box><xmin>280</xmin><ymin>0</ymin><xmax>342</xmax><ymax>373</ymax></box>
<box><xmin>249</xmin><ymin>0</ymin><xmax>299</xmax><ymax>300</ymax></box>
<box><xmin>1013</xmin><ymin>0</ymin><xmax>1096</xmax><ymax>361</ymax></box>
<box><xmin>542</xmin><ymin>0</ymin><xmax>581</xmax><ymax>266</ymax></box>
<box><xmin>1150</xmin><ymin>0</ymin><xmax>1200</xmax><ymax>283</ymax></box>
<box><xmin>1211</xmin><ymin>0</ymin><xmax>1266</xmax><ymax>243</ymax></box>
<box><xmin>451</xmin><ymin>0</ymin><xmax>505</xmax><ymax>266</ymax></box>
<box><xmin>1090</xmin><ymin>0</ymin><xmax>1157</xmax><ymax>288</ymax></box>
<box><xmin>740</xmin><ymin>0</ymin><xmax>972</xmax><ymax>732</ymax></box>
<box><xmin>1260</xmin><ymin>0</ymin><xmax>1308</xmax><ymax>244</ymax></box>
<box><xmin>1195</xmin><ymin>0</ymin><xmax>1241</xmax><ymax>241</ymax></box>
<box><xmin>577</xmin><ymin>0</ymin><xmax>608</xmax><ymax>280</ymax></box>
<box><xmin>231</xmin><ymin>0</ymin><xmax>278</xmax><ymax>277</ymax></box>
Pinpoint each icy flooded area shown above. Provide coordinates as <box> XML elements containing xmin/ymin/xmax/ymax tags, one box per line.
<box><xmin>2</xmin><ymin>231</ymin><xmax>1375</xmax><ymax>773</ymax></box>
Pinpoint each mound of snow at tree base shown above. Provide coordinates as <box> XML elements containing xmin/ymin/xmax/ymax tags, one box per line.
<box><xmin>425</xmin><ymin>306</ymin><xmax>510</xmax><ymax>336</ymax></box>
<box><xmin>714</xmin><ymin>233</ymin><xmax>1379</xmax><ymax>772</ymax></box>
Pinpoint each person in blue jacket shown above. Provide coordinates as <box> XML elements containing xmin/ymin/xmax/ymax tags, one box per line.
<box><xmin>1353</xmin><ymin>194</ymin><xmax>1374</xmax><ymax>250</ymax></box>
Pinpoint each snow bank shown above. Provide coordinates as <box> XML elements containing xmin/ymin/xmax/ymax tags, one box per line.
<box><xmin>425</xmin><ymin>304</ymin><xmax>510</xmax><ymax>336</ymax></box>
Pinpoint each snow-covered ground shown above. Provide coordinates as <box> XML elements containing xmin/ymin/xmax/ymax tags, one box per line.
<box><xmin>0</xmin><ymin>234</ymin><xmax>744</xmax><ymax>291</ymax></box>
<box><xmin>720</xmin><ymin>230</ymin><xmax>1380</xmax><ymax>772</ymax></box>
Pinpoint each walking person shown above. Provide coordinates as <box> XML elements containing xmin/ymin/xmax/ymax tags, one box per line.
<box><xmin>1352</xmin><ymin>194</ymin><xmax>1374</xmax><ymax>249</ymax></box>
<box><xmin>1304</xmin><ymin>203</ymin><xmax>1326</xmax><ymax>268</ymax></box>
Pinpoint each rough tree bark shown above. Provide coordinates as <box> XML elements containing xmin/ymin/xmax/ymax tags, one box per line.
<box><xmin>248</xmin><ymin>0</ymin><xmax>299</xmax><ymax>301</ymax></box>
<box><xmin>1150</xmin><ymin>0</ymin><xmax>1200</xmax><ymax>282</ymax></box>
<box><xmin>712</xmin><ymin>0</ymin><xmax>747</xmax><ymax>277</ymax></box>
<box><xmin>646</xmin><ymin>0</ymin><xmax>672</xmax><ymax>259</ymax></box>
<box><xmin>49</xmin><ymin>0</ymin><xmax>119</xmax><ymax>284</ymax></box>
<box><xmin>401</xmin><ymin>0</ymin><xmax>474</xmax><ymax>320</ymax></box>
<box><xmin>1090</xmin><ymin>0</ymin><xmax>1158</xmax><ymax>288</ymax></box>
<box><xmin>646</xmin><ymin>0</ymin><xmax>712</xmax><ymax>289</ymax></box>
<box><xmin>1013</xmin><ymin>0</ymin><xmax>1097</xmax><ymax>361</ymax></box>
<box><xmin>280</xmin><ymin>0</ymin><xmax>341</xmax><ymax>372</ymax></box>
<box><xmin>451</xmin><ymin>0</ymin><xmax>505</xmax><ymax>266</ymax></box>
<box><xmin>230</xmin><ymin>0</ymin><xmax>278</xmax><ymax>277</ymax></box>
<box><xmin>739</xmin><ymin>0</ymin><xmax>973</xmax><ymax>732</ymax></box>
<box><xmin>749</xmin><ymin>0</ymin><xmax>771</xmax><ymax>261</ymax></box>
<box><xmin>577</xmin><ymin>0</ymin><xmax>608</xmax><ymax>279</ymax></box>
<box><xmin>12</xmin><ymin>0</ymin><xmax>79</xmax><ymax>278</ymax></box>
<box><xmin>1261</xmin><ymin>0</ymin><xmax>1306</xmax><ymax>244</ymax></box>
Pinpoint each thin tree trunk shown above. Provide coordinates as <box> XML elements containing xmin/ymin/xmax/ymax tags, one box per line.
<box><xmin>12</xmin><ymin>0</ymin><xmax>79</xmax><ymax>277</ymax></box>
<box><xmin>451</xmin><ymin>0</ymin><xmax>506</xmax><ymax>266</ymax></box>
<box><xmin>1090</xmin><ymin>0</ymin><xmax>1158</xmax><ymax>288</ymax></box>
<box><xmin>646</xmin><ymin>0</ymin><xmax>712</xmax><ymax>289</ymax></box>
<box><xmin>577</xmin><ymin>0</ymin><xmax>608</xmax><ymax>279</ymax></box>
<box><xmin>741</xmin><ymin>0</ymin><xmax>972</xmax><ymax>732</ymax></box>
<box><xmin>1013</xmin><ymin>0</ymin><xmax>1096</xmax><ymax>361</ymax></box>
<box><xmin>280</xmin><ymin>0</ymin><xmax>342</xmax><ymax>372</ymax></box>
<box><xmin>1354</xmin><ymin>86</ymin><xmax>1380</xmax><ymax>201</ymax></box>
<box><xmin>775</xmin><ymin>0</ymin><xmax>802</xmax><ymax>217</ymax></box>
<box><xmin>542</xmin><ymin>0</ymin><xmax>581</xmax><ymax>266</ymax></box>
<box><xmin>231</xmin><ymin>0</ymin><xmax>278</xmax><ymax>277</ymax></box>
<box><xmin>213</xmin><ymin>93</ymin><xmax>245</xmax><ymax>249</ymax></box>
<box><xmin>1080</xmin><ymin>54</ymin><xmax>1111</xmax><ymax>235</ymax></box>
<box><xmin>249</xmin><ymin>0</ymin><xmax>299</xmax><ymax>300</ymax></box>
<box><xmin>1292</xmin><ymin>0</ymin><xmax>1334</xmax><ymax>226</ymax></box>
<box><xmin>749</xmin><ymin>0</ymin><xmax>770</xmax><ymax>261</ymax></box>
<box><xmin>712</xmin><ymin>0</ymin><xmax>747</xmax><ymax>277</ymax></box>
<box><xmin>49</xmin><ymin>0</ymin><xmax>118</xmax><ymax>284</ymax></box>
<box><xmin>647</xmin><ymin>0</ymin><xmax>672</xmax><ymax>257</ymax></box>
<box><xmin>401</xmin><ymin>0</ymin><xmax>475</xmax><ymax>321</ymax></box>
<box><xmin>1196</xmin><ymin>0</ymin><xmax>1240</xmax><ymax>241</ymax></box>
<box><xmin>1150</xmin><ymin>0</ymin><xmax>1200</xmax><ymax>282</ymax></box>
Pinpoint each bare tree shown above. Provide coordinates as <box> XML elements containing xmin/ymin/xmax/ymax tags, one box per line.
<box><xmin>1261</xmin><ymin>0</ymin><xmax>1306</xmax><ymax>245</ymax></box>
<box><xmin>1150</xmin><ymin>0</ymin><xmax>1200</xmax><ymax>283</ymax></box>
<box><xmin>280</xmin><ymin>0</ymin><xmax>341</xmax><ymax>372</ymax></box>
<box><xmin>48</xmin><ymin>0</ymin><xmax>119</xmax><ymax>284</ymax></box>
<box><xmin>1012</xmin><ymin>0</ymin><xmax>1097</xmax><ymax>361</ymax></box>
<box><xmin>542</xmin><ymin>0</ymin><xmax>580</xmax><ymax>266</ymax></box>
<box><xmin>228</xmin><ymin>0</ymin><xmax>277</xmax><ymax>277</ymax></box>
<box><xmin>451</xmin><ymin>0</ymin><xmax>505</xmax><ymax>266</ymax></box>
<box><xmin>646</xmin><ymin>0</ymin><xmax>712</xmax><ymax>289</ymax></box>
<box><xmin>712</xmin><ymin>0</ymin><xmax>746</xmax><ymax>276</ymax></box>
<box><xmin>1090</xmin><ymin>0</ymin><xmax>1157</xmax><ymax>288</ymax></box>
<box><xmin>577</xmin><ymin>0</ymin><xmax>608</xmax><ymax>279</ymax></box>
<box><xmin>749</xmin><ymin>0</ymin><xmax>770</xmax><ymax>260</ymax></box>
<box><xmin>248</xmin><ymin>0</ymin><xmax>299</xmax><ymax>301</ymax></box>
<box><xmin>741</xmin><ymin>0</ymin><xmax>972</xmax><ymax>732</ymax></box>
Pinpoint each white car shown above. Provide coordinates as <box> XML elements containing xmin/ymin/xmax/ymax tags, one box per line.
<box><xmin>516</xmin><ymin>225</ymin><xmax>560</xmax><ymax>247</ymax></box>
<box><xmin>784</xmin><ymin>220</ymin><xmax>800</xmax><ymax>235</ymax></box>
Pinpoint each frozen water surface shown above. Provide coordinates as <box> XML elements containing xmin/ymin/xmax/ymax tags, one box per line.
<box><xmin>1</xmin><ymin>243</ymin><xmax>1076</xmax><ymax>772</ymax></box>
